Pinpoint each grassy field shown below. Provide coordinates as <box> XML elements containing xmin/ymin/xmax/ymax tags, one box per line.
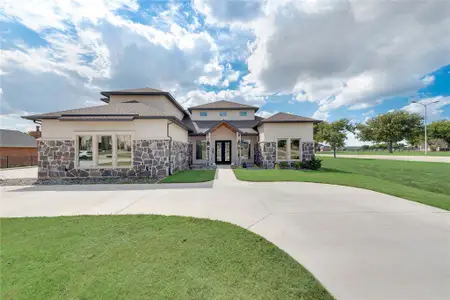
<box><xmin>159</xmin><ymin>170</ymin><xmax>216</xmax><ymax>183</ymax></box>
<box><xmin>318</xmin><ymin>151</ymin><xmax>450</xmax><ymax>156</ymax></box>
<box><xmin>1</xmin><ymin>215</ymin><xmax>333</xmax><ymax>300</ymax></box>
<box><xmin>234</xmin><ymin>158</ymin><xmax>450</xmax><ymax>210</ymax></box>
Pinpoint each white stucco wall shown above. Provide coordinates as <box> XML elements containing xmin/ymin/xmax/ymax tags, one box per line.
<box><xmin>169</xmin><ymin>122</ymin><xmax>188</xmax><ymax>143</ymax></box>
<box><xmin>190</xmin><ymin>109</ymin><xmax>254</xmax><ymax>121</ymax></box>
<box><xmin>108</xmin><ymin>95</ymin><xmax>184</xmax><ymax>120</ymax></box>
<box><xmin>258</xmin><ymin>123</ymin><xmax>314</xmax><ymax>142</ymax></box>
<box><xmin>41</xmin><ymin>119</ymin><xmax>170</xmax><ymax>140</ymax></box>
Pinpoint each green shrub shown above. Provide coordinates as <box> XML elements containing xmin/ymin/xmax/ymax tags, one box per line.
<box><xmin>279</xmin><ymin>161</ymin><xmax>289</xmax><ymax>169</ymax></box>
<box><xmin>293</xmin><ymin>161</ymin><xmax>302</xmax><ymax>170</ymax></box>
<box><xmin>300</xmin><ymin>158</ymin><xmax>322</xmax><ymax>170</ymax></box>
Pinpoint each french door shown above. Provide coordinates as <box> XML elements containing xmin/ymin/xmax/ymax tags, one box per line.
<box><xmin>215</xmin><ymin>140</ymin><xmax>231</xmax><ymax>164</ymax></box>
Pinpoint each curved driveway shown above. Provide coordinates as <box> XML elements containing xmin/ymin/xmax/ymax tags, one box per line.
<box><xmin>1</xmin><ymin>168</ymin><xmax>449</xmax><ymax>300</ymax></box>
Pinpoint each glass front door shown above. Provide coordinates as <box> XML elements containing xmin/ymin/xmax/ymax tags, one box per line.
<box><xmin>215</xmin><ymin>141</ymin><xmax>232</xmax><ymax>164</ymax></box>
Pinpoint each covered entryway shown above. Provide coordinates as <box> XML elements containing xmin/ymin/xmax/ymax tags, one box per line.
<box><xmin>215</xmin><ymin>140</ymin><xmax>232</xmax><ymax>164</ymax></box>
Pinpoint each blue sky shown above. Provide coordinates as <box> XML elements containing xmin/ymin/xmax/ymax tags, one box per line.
<box><xmin>1</xmin><ymin>0</ymin><xmax>449</xmax><ymax>145</ymax></box>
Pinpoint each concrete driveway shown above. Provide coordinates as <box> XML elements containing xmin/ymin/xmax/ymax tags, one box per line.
<box><xmin>1</xmin><ymin>168</ymin><xmax>449</xmax><ymax>300</ymax></box>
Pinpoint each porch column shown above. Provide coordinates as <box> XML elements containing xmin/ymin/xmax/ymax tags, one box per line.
<box><xmin>236</xmin><ymin>131</ymin><xmax>241</xmax><ymax>166</ymax></box>
<box><xmin>207</xmin><ymin>132</ymin><xmax>212</xmax><ymax>166</ymax></box>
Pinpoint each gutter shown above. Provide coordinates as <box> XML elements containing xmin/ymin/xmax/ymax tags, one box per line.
<box><xmin>167</xmin><ymin>121</ymin><xmax>173</xmax><ymax>176</ymax></box>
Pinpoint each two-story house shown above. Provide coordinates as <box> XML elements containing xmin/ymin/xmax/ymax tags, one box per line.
<box><xmin>23</xmin><ymin>88</ymin><xmax>319</xmax><ymax>179</ymax></box>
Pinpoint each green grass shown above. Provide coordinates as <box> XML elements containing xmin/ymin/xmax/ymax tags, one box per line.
<box><xmin>318</xmin><ymin>151</ymin><xmax>450</xmax><ymax>156</ymax></box>
<box><xmin>234</xmin><ymin>158</ymin><xmax>450</xmax><ymax>210</ymax></box>
<box><xmin>160</xmin><ymin>170</ymin><xmax>216</xmax><ymax>183</ymax></box>
<box><xmin>1</xmin><ymin>215</ymin><xmax>333</xmax><ymax>300</ymax></box>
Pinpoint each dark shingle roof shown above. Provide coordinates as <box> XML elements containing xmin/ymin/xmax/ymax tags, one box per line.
<box><xmin>0</xmin><ymin>129</ymin><xmax>37</xmax><ymax>148</ymax></box>
<box><xmin>23</xmin><ymin>102</ymin><xmax>166</xmax><ymax>119</ymax></box>
<box><xmin>22</xmin><ymin>102</ymin><xmax>189</xmax><ymax>130</ymax></box>
<box><xmin>260</xmin><ymin>112</ymin><xmax>320</xmax><ymax>123</ymax></box>
<box><xmin>188</xmin><ymin>100</ymin><xmax>259</xmax><ymax>112</ymax></box>
<box><xmin>99</xmin><ymin>87</ymin><xmax>188</xmax><ymax>116</ymax></box>
<box><xmin>186</xmin><ymin>116</ymin><xmax>264</xmax><ymax>135</ymax></box>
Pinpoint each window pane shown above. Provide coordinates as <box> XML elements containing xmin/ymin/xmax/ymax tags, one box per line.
<box><xmin>277</xmin><ymin>139</ymin><xmax>288</xmax><ymax>160</ymax></box>
<box><xmin>196</xmin><ymin>140</ymin><xmax>206</xmax><ymax>160</ymax></box>
<box><xmin>241</xmin><ymin>140</ymin><xmax>251</xmax><ymax>159</ymax></box>
<box><xmin>78</xmin><ymin>136</ymin><xmax>93</xmax><ymax>168</ymax></box>
<box><xmin>291</xmin><ymin>139</ymin><xmax>300</xmax><ymax>159</ymax></box>
<box><xmin>200</xmin><ymin>112</ymin><xmax>207</xmax><ymax>116</ymax></box>
<box><xmin>240</xmin><ymin>111</ymin><xmax>247</xmax><ymax>116</ymax></box>
<box><xmin>98</xmin><ymin>135</ymin><xmax>113</xmax><ymax>167</ymax></box>
<box><xmin>219</xmin><ymin>112</ymin><xmax>227</xmax><ymax>116</ymax></box>
<box><xmin>117</xmin><ymin>135</ymin><xmax>132</xmax><ymax>167</ymax></box>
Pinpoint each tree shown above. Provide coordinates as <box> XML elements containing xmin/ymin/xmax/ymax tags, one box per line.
<box><xmin>314</xmin><ymin>119</ymin><xmax>355</xmax><ymax>158</ymax></box>
<box><xmin>406</xmin><ymin>125</ymin><xmax>424</xmax><ymax>148</ymax></box>
<box><xmin>428</xmin><ymin>120</ymin><xmax>450</xmax><ymax>146</ymax></box>
<box><xmin>356</xmin><ymin>111</ymin><xmax>422</xmax><ymax>153</ymax></box>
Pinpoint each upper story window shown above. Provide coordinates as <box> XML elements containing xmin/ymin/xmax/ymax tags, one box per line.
<box><xmin>200</xmin><ymin>111</ymin><xmax>208</xmax><ymax>117</ymax></box>
<box><xmin>219</xmin><ymin>112</ymin><xmax>227</xmax><ymax>117</ymax></box>
<box><xmin>240</xmin><ymin>111</ymin><xmax>248</xmax><ymax>117</ymax></box>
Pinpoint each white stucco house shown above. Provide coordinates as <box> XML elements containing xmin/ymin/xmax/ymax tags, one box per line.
<box><xmin>23</xmin><ymin>88</ymin><xmax>319</xmax><ymax>179</ymax></box>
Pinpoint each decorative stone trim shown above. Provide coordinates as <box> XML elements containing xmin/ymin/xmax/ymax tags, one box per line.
<box><xmin>302</xmin><ymin>142</ymin><xmax>315</xmax><ymax>161</ymax></box>
<box><xmin>254</xmin><ymin>142</ymin><xmax>262</xmax><ymax>166</ymax></box>
<box><xmin>133</xmin><ymin>139</ymin><xmax>169</xmax><ymax>178</ymax></box>
<box><xmin>38</xmin><ymin>140</ymin><xmax>76</xmax><ymax>178</ymax></box>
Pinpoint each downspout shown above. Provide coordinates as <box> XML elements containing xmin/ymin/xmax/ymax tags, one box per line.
<box><xmin>167</xmin><ymin>121</ymin><xmax>173</xmax><ymax>176</ymax></box>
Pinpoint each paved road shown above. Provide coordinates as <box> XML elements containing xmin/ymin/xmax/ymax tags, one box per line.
<box><xmin>1</xmin><ymin>168</ymin><xmax>449</xmax><ymax>300</ymax></box>
<box><xmin>317</xmin><ymin>154</ymin><xmax>450</xmax><ymax>163</ymax></box>
<box><xmin>0</xmin><ymin>166</ymin><xmax>37</xmax><ymax>179</ymax></box>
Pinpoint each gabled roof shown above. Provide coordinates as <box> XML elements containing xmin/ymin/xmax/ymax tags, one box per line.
<box><xmin>22</xmin><ymin>102</ymin><xmax>190</xmax><ymax>130</ymax></box>
<box><xmin>188</xmin><ymin>100</ymin><xmax>259</xmax><ymax>112</ymax></box>
<box><xmin>100</xmin><ymin>87</ymin><xmax>188</xmax><ymax>116</ymax></box>
<box><xmin>204</xmin><ymin>121</ymin><xmax>243</xmax><ymax>134</ymax></box>
<box><xmin>0</xmin><ymin>129</ymin><xmax>37</xmax><ymax>148</ymax></box>
<box><xmin>259</xmin><ymin>112</ymin><xmax>320</xmax><ymax>123</ymax></box>
<box><xmin>186</xmin><ymin>116</ymin><xmax>263</xmax><ymax>135</ymax></box>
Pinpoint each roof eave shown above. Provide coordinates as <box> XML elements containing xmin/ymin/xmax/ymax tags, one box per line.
<box><xmin>187</xmin><ymin>107</ymin><xmax>259</xmax><ymax>113</ymax></box>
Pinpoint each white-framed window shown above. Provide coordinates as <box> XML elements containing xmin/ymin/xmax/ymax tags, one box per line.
<box><xmin>241</xmin><ymin>140</ymin><xmax>251</xmax><ymax>159</ymax></box>
<box><xmin>200</xmin><ymin>111</ymin><xmax>208</xmax><ymax>117</ymax></box>
<box><xmin>219</xmin><ymin>111</ymin><xmax>227</xmax><ymax>117</ymax></box>
<box><xmin>77</xmin><ymin>135</ymin><xmax>93</xmax><ymax>168</ymax></box>
<box><xmin>75</xmin><ymin>133</ymin><xmax>133</xmax><ymax>168</ymax></box>
<box><xmin>195</xmin><ymin>140</ymin><xmax>207</xmax><ymax>160</ymax></box>
<box><xmin>276</xmin><ymin>138</ymin><xmax>301</xmax><ymax>161</ymax></box>
<box><xmin>240</xmin><ymin>111</ymin><xmax>247</xmax><ymax>117</ymax></box>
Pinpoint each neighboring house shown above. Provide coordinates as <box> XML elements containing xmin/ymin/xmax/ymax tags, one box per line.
<box><xmin>23</xmin><ymin>88</ymin><xmax>319</xmax><ymax>179</ymax></box>
<box><xmin>318</xmin><ymin>144</ymin><xmax>331</xmax><ymax>152</ymax></box>
<box><xmin>0</xmin><ymin>129</ymin><xmax>38</xmax><ymax>168</ymax></box>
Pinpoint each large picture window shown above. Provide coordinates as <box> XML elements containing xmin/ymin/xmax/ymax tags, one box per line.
<box><xmin>277</xmin><ymin>139</ymin><xmax>288</xmax><ymax>160</ymax></box>
<box><xmin>196</xmin><ymin>140</ymin><xmax>207</xmax><ymax>160</ymax></box>
<box><xmin>241</xmin><ymin>140</ymin><xmax>251</xmax><ymax>159</ymax></box>
<box><xmin>117</xmin><ymin>135</ymin><xmax>132</xmax><ymax>166</ymax></box>
<box><xmin>98</xmin><ymin>135</ymin><xmax>113</xmax><ymax>166</ymax></box>
<box><xmin>291</xmin><ymin>139</ymin><xmax>300</xmax><ymax>160</ymax></box>
<box><xmin>77</xmin><ymin>135</ymin><xmax>93</xmax><ymax>168</ymax></box>
<box><xmin>277</xmin><ymin>138</ymin><xmax>301</xmax><ymax>161</ymax></box>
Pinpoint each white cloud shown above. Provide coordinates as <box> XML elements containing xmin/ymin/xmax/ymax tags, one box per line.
<box><xmin>256</xmin><ymin>110</ymin><xmax>278</xmax><ymax>118</ymax></box>
<box><xmin>193</xmin><ymin>0</ymin><xmax>264</xmax><ymax>25</ymax></box>
<box><xmin>401</xmin><ymin>96</ymin><xmax>450</xmax><ymax>121</ymax></box>
<box><xmin>243</xmin><ymin>0</ymin><xmax>450</xmax><ymax>117</ymax></box>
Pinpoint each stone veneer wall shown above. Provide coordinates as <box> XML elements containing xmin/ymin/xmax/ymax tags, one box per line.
<box><xmin>259</xmin><ymin>142</ymin><xmax>276</xmax><ymax>169</ymax></box>
<box><xmin>38</xmin><ymin>139</ymin><xmax>172</xmax><ymax>179</ymax></box>
<box><xmin>302</xmin><ymin>142</ymin><xmax>315</xmax><ymax>161</ymax></box>
<box><xmin>170</xmin><ymin>141</ymin><xmax>190</xmax><ymax>174</ymax></box>
<box><xmin>254</xmin><ymin>142</ymin><xmax>262</xmax><ymax>166</ymax></box>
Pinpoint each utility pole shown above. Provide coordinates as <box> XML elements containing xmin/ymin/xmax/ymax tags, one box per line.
<box><xmin>410</xmin><ymin>99</ymin><xmax>439</xmax><ymax>155</ymax></box>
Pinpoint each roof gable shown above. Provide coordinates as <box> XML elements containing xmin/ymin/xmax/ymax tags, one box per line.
<box><xmin>188</xmin><ymin>100</ymin><xmax>259</xmax><ymax>112</ymax></box>
<box><xmin>260</xmin><ymin>112</ymin><xmax>320</xmax><ymax>123</ymax></box>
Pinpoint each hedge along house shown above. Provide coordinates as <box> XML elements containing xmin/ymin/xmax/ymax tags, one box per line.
<box><xmin>22</xmin><ymin>88</ymin><xmax>320</xmax><ymax>179</ymax></box>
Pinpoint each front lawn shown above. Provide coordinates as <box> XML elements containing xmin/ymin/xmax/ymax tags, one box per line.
<box><xmin>1</xmin><ymin>216</ymin><xmax>333</xmax><ymax>300</ymax></box>
<box><xmin>234</xmin><ymin>158</ymin><xmax>450</xmax><ymax>210</ymax></box>
<box><xmin>159</xmin><ymin>170</ymin><xmax>216</xmax><ymax>183</ymax></box>
<box><xmin>318</xmin><ymin>151</ymin><xmax>450</xmax><ymax>156</ymax></box>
